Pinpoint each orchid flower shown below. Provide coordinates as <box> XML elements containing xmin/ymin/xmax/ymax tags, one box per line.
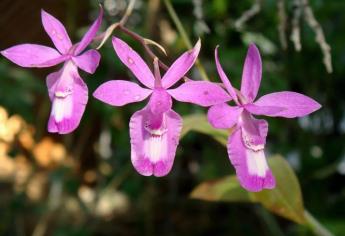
<box><xmin>93</xmin><ymin>37</ymin><xmax>231</xmax><ymax>176</ymax></box>
<box><xmin>208</xmin><ymin>44</ymin><xmax>321</xmax><ymax>192</ymax></box>
<box><xmin>1</xmin><ymin>8</ymin><xmax>103</xmax><ymax>134</ymax></box>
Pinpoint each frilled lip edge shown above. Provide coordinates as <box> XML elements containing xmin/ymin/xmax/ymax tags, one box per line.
<box><xmin>129</xmin><ymin>106</ymin><xmax>182</xmax><ymax>177</ymax></box>
<box><xmin>227</xmin><ymin>127</ymin><xmax>275</xmax><ymax>192</ymax></box>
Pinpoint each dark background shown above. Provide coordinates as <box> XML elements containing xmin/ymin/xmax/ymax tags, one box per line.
<box><xmin>0</xmin><ymin>0</ymin><xmax>344</xmax><ymax>235</ymax></box>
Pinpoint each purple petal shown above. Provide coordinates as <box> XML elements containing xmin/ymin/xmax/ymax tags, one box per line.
<box><xmin>167</xmin><ymin>81</ymin><xmax>231</xmax><ymax>107</ymax></box>
<box><xmin>41</xmin><ymin>9</ymin><xmax>72</xmax><ymax>54</ymax></box>
<box><xmin>252</xmin><ymin>91</ymin><xmax>322</xmax><ymax>118</ymax></box>
<box><xmin>240</xmin><ymin>44</ymin><xmax>262</xmax><ymax>103</ymax></box>
<box><xmin>93</xmin><ymin>80</ymin><xmax>152</xmax><ymax>106</ymax></box>
<box><xmin>228</xmin><ymin>128</ymin><xmax>275</xmax><ymax>192</ymax></box>
<box><xmin>46</xmin><ymin>70</ymin><xmax>60</xmax><ymax>101</ymax></box>
<box><xmin>129</xmin><ymin>107</ymin><xmax>182</xmax><ymax>177</ymax></box>
<box><xmin>112</xmin><ymin>37</ymin><xmax>154</xmax><ymax>89</ymax></box>
<box><xmin>239</xmin><ymin>111</ymin><xmax>268</xmax><ymax>150</ymax></box>
<box><xmin>161</xmin><ymin>39</ymin><xmax>201</xmax><ymax>89</ymax></box>
<box><xmin>72</xmin><ymin>49</ymin><xmax>100</xmax><ymax>74</ymax></box>
<box><xmin>74</xmin><ymin>7</ymin><xmax>103</xmax><ymax>55</ymax></box>
<box><xmin>207</xmin><ymin>103</ymin><xmax>243</xmax><ymax>129</ymax></box>
<box><xmin>46</xmin><ymin>61</ymin><xmax>88</xmax><ymax>134</ymax></box>
<box><xmin>244</xmin><ymin>103</ymin><xmax>286</xmax><ymax>116</ymax></box>
<box><xmin>1</xmin><ymin>44</ymin><xmax>66</xmax><ymax>68</ymax></box>
<box><xmin>215</xmin><ymin>46</ymin><xmax>238</xmax><ymax>102</ymax></box>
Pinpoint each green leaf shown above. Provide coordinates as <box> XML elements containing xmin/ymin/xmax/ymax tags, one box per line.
<box><xmin>183</xmin><ymin>114</ymin><xmax>333</xmax><ymax>234</ymax></box>
<box><xmin>181</xmin><ymin>114</ymin><xmax>229</xmax><ymax>145</ymax></box>
<box><xmin>190</xmin><ymin>175</ymin><xmax>251</xmax><ymax>202</ymax></box>
<box><xmin>190</xmin><ymin>155</ymin><xmax>307</xmax><ymax>224</ymax></box>
<box><xmin>253</xmin><ymin>156</ymin><xmax>307</xmax><ymax>224</ymax></box>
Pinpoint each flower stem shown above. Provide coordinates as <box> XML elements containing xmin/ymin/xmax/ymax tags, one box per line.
<box><xmin>118</xmin><ymin>25</ymin><xmax>191</xmax><ymax>81</ymax></box>
<box><xmin>119</xmin><ymin>0</ymin><xmax>136</xmax><ymax>25</ymax></box>
<box><xmin>163</xmin><ymin>0</ymin><xmax>192</xmax><ymax>48</ymax></box>
<box><xmin>96</xmin><ymin>0</ymin><xmax>192</xmax><ymax>82</ymax></box>
<box><xmin>118</xmin><ymin>25</ymin><xmax>169</xmax><ymax>70</ymax></box>
<box><xmin>163</xmin><ymin>0</ymin><xmax>210</xmax><ymax>81</ymax></box>
<box><xmin>304</xmin><ymin>210</ymin><xmax>334</xmax><ymax>236</ymax></box>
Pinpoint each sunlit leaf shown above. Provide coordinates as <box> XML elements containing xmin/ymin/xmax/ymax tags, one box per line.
<box><xmin>253</xmin><ymin>156</ymin><xmax>307</xmax><ymax>224</ymax></box>
<box><xmin>184</xmin><ymin>116</ymin><xmax>306</xmax><ymax>223</ymax></box>
<box><xmin>181</xmin><ymin>114</ymin><xmax>229</xmax><ymax>145</ymax></box>
<box><xmin>190</xmin><ymin>155</ymin><xmax>307</xmax><ymax>224</ymax></box>
<box><xmin>190</xmin><ymin>175</ymin><xmax>251</xmax><ymax>202</ymax></box>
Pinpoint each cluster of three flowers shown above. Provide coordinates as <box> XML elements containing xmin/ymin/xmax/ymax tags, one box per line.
<box><xmin>1</xmin><ymin>8</ymin><xmax>321</xmax><ymax>191</ymax></box>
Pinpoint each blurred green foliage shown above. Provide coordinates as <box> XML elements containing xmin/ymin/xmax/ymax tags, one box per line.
<box><xmin>0</xmin><ymin>0</ymin><xmax>344</xmax><ymax>235</ymax></box>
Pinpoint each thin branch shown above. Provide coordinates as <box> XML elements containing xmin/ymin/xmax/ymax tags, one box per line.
<box><xmin>95</xmin><ymin>0</ymin><xmax>136</xmax><ymax>48</ymax></box>
<box><xmin>301</xmin><ymin>0</ymin><xmax>333</xmax><ymax>73</ymax></box>
<box><xmin>117</xmin><ymin>25</ymin><xmax>191</xmax><ymax>82</ymax></box>
<box><xmin>163</xmin><ymin>0</ymin><xmax>210</xmax><ymax>81</ymax></box>
<box><xmin>118</xmin><ymin>25</ymin><xmax>168</xmax><ymax>70</ymax></box>
<box><xmin>192</xmin><ymin>0</ymin><xmax>210</xmax><ymax>35</ymax></box>
<box><xmin>277</xmin><ymin>0</ymin><xmax>287</xmax><ymax>50</ymax></box>
<box><xmin>119</xmin><ymin>0</ymin><xmax>136</xmax><ymax>25</ymax></box>
<box><xmin>95</xmin><ymin>0</ymin><xmax>191</xmax><ymax>81</ymax></box>
<box><xmin>97</xmin><ymin>0</ymin><xmax>209</xmax><ymax>82</ymax></box>
<box><xmin>290</xmin><ymin>0</ymin><xmax>302</xmax><ymax>51</ymax></box>
<box><xmin>163</xmin><ymin>0</ymin><xmax>192</xmax><ymax>48</ymax></box>
<box><xmin>234</xmin><ymin>0</ymin><xmax>262</xmax><ymax>30</ymax></box>
<box><xmin>32</xmin><ymin>180</ymin><xmax>63</xmax><ymax>236</ymax></box>
<box><xmin>304</xmin><ymin>210</ymin><xmax>334</xmax><ymax>236</ymax></box>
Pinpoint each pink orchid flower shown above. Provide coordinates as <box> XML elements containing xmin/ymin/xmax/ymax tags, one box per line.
<box><xmin>1</xmin><ymin>8</ymin><xmax>103</xmax><ymax>134</ymax></box>
<box><xmin>208</xmin><ymin>44</ymin><xmax>321</xmax><ymax>192</ymax></box>
<box><xmin>93</xmin><ymin>37</ymin><xmax>231</xmax><ymax>177</ymax></box>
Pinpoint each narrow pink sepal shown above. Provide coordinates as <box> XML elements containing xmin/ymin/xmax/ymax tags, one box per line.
<box><xmin>252</xmin><ymin>91</ymin><xmax>322</xmax><ymax>118</ymax></box>
<box><xmin>112</xmin><ymin>37</ymin><xmax>155</xmax><ymax>89</ymax></box>
<box><xmin>215</xmin><ymin>46</ymin><xmax>238</xmax><ymax>102</ymax></box>
<box><xmin>161</xmin><ymin>39</ymin><xmax>201</xmax><ymax>89</ymax></box>
<box><xmin>167</xmin><ymin>81</ymin><xmax>231</xmax><ymax>107</ymax></box>
<box><xmin>129</xmin><ymin>107</ymin><xmax>182</xmax><ymax>177</ymax></box>
<box><xmin>1</xmin><ymin>44</ymin><xmax>66</xmax><ymax>68</ymax></box>
<box><xmin>240</xmin><ymin>44</ymin><xmax>262</xmax><ymax>103</ymax></box>
<box><xmin>41</xmin><ymin>9</ymin><xmax>72</xmax><ymax>54</ymax></box>
<box><xmin>72</xmin><ymin>49</ymin><xmax>100</xmax><ymax>74</ymax></box>
<box><xmin>207</xmin><ymin>103</ymin><xmax>243</xmax><ymax>129</ymax></box>
<box><xmin>93</xmin><ymin>80</ymin><xmax>152</xmax><ymax>106</ymax></box>
<box><xmin>46</xmin><ymin>62</ymin><xmax>88</xmax><ymax>134</ymax></box>
<box><xmin>228</xmin><ymin>128</ymin><xmax>275</xmax><ymax>192</ymax></box>
<box><xmin>75</xmin><ymin>7</ymin><xmax>103</xmax><ymax>55</ymax></box>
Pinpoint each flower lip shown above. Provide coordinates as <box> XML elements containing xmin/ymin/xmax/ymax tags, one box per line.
<box><xmin>55</xmin><ymin>90</ymin><xmax>72</xmax><ymax>98</ymax></box>
<box><xmin>129</xmin><ymin>107</ymin><xmax>182</xmax><ymax>177</ymax></box>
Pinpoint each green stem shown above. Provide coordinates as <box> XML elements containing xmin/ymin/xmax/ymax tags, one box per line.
<box><xmin>255</xmin><ymin>207</ymin><xmax>285</xmax><ymax>236</ymax></box>
<box><xmin>163</xmin><ymin>0</ymin><xmax>192</xmax><ymax>48</ymax></box>
<box><xmin>163</xmin><ymin>0</ymin><xmax>210</xmax><ymax>81</ymax></box>
<box><xmin>304</xmin><ymin>210</ymin><xmax>334</xmax><ymax>236</ymax></box>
